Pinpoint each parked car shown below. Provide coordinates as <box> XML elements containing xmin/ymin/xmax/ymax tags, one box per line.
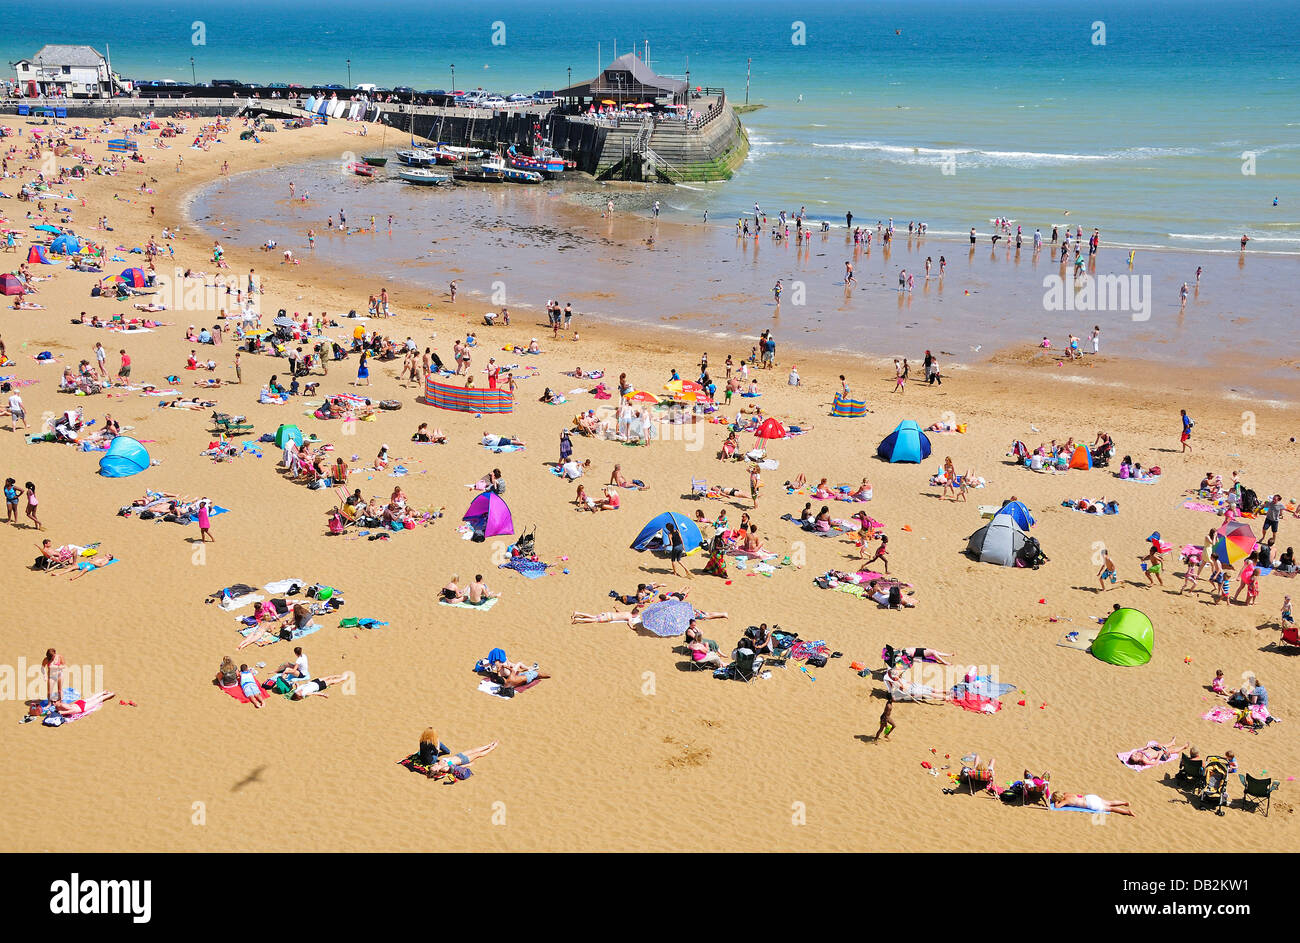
<box><xmin>211</xmin><ymin>79</ymin><xmax>243</xmax><ymax>88</ymax></box>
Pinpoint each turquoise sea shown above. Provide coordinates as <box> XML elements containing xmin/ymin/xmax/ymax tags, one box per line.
<box><xmin>3</xmin><ymin>0</ymin><xmax>1298</xmax><ymax>249</ymax></box>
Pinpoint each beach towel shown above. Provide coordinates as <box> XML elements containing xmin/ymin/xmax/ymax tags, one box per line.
<box><xmin>1182</xmin><ymin>500</ymin><xmax>1221</xmax><ymax>513</ymax></box>
<box><xmin>76</xmin><ymin>557</ymin><xmax>118</xmax><ymax>574</ymax></box>
<box><xmin>396</xmin><ymin>752</ymin><xmax>472</xmax><ymax>781</ymax></box>
<box><xmin>239</xmin><ymin>621</ymin><xmax>320</xmax><ymax>643</ymax></box>
<box><xmin>1049</xmin><ymin>801</ymin><xmax>1110</xmax><ymax>815</ymax></box>
<box><xmin>484</xmin><ymin>443</ymin><xmax>525</xmax><ymax>453</ymax></box>
<box><xmin>1056</xmin><ymin>628</ymin><xmax>1099</xmax><ymax>652</ymax></box>
<box><xmin>789</xmin><ymin>640</ymin><xmax>828</xmax><ymax>661</ymax></box>
<box><xmin>1201</xmin><ymin>706</ymin><xmax>1237</xmax><ymax>725</ymax></box>
<box><xmin>951</xmin><ymin>693</ymin><xmax>1001</xmax><ymax>714</ymax></box>
<box><xmin>217</xmin><ymin>592</ymin><xmax>263</xmax><ymax>612</ymax></box>
<box><xmin>1117</xmin><ymin>741</ymin><xmax>1181</xmax><ymax>771</ymax></box>
<box><xmin>264</xmin><ymin>579</ymin><xmax>308</xmax><ymax>594</ymax></box>
<box><xmin>498</xmin><ymin>558</ymin><xmax>550</xmax><ymax>580</ymax></box>
<box><xmin>338</xmin><ymin>617</ymin><xmax>387</xmax><ymax>629</ymax></box>
<box><xmin>439</xmin><ymin>597</ymin><xmax>500</xmax><ymax>611</ymax></box>
<box><xmin>952</xmin><ymin>679</ymin><xmax>1015</xmax><ymax>700</ymax></box>
<box><xmin>217</xmin><ymin>681</ymin><xmax>265</xmax><ymax>705</ymax></box>
<box><xmin>1118</xmin><ymin>474</ymin><xmax>1161</xmax><ymax>485</ymax></box>
<box><xmin>477</xmin><ymin>677</ymin><xmax>541</xmax><ymax>698</ymax></box>
<box><xmin>50</xmin><ymin>699</ymin><xmax>106</xmax><ymax>723</ymax></box>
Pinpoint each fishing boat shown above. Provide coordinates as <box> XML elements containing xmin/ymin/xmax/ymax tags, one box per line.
<box><xmin>362</xmin><ymin>155</ymin><xmax>388</xmax><ymax>167</ymax></box>
<box><xmin>507</xmin><ymin>145</ymin><xmax>567</xmax><ymax>177</ymax></box>
<box><xmin>396</xmin><ymin>167</ymin><xmax>452</xmax><ymax>185</ymax></box>
<box><xmin>503</xmin><ymin>166</ymin><xmax>544</xmax><ymax>184</ymax></box>
<box><xmin>436</xmin><ymin>143</ymin><xmax>488</xmax><ymax>160</ymax></box>
<box><xmin>350</xmin><ymin>162</ymin><xmax>376</xmax><ymax>177</ymax></box>
<box><xmin>396</xmin><ymin>148</ymin><xmax>436</xmax><ymax>167</ymax></box>
<box><xmin>427</xmin><ymin>145</ymin><xmax>462</xmax><ymax>165</ymax></box>
<box><xmin>452</xmin><ymin>161</ymin><xmax>506</xmax><ymax>183</ymax></box>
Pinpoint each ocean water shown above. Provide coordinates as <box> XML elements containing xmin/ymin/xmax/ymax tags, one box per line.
<box><xmin>4</xmin><ymin>0</ymin><xmax>1298</xmax><ymax>249</ymax></box>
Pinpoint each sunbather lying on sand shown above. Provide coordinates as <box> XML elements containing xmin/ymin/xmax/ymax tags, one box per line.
<box><xmin>50</xmin><ymin>690</ymin><xmax>116</xmax><ymax>715</ymax></box>
<box><xmin>571</xmin><ymin>609</ymin><xmax>642</xmax><ymax>626</ymax></box>
<box><xmin>1124</xmin><ymin>736</ymin><xmax>1188</xmax><ymax>767</ymax></box>
<box><xmin>1053</xmin><ymin>791</ymin><xmax>1135</xmax><ymax>815</ymax></box>
<box><xmin>290</xmin><ymin>673</ymin><xmax>350</xmax><ymax>699</ymax></box>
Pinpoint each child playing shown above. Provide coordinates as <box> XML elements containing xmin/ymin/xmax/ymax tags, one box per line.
<box><xmin>1246</xmin><ymin>567</ymin><xmax>1261</xmax><ymax>606</ymax></box>
<box><xmin>1211</xmin><ymin>669</ymin><xmax>1227</xmax><ymax>695</ymax></box>
<box><xmin>1097</xmin><ymin>548</ymin><xmax>1118</xmax><ymax>590</ymax></box>
<box><xmin>1140</xmin><ymin>546</ymin><xmax>1164</xmax><ymax>586</ymax></box>
<box><xmin>874</xmin><ymin>699</ymin><xmax>895</xmax><ymax>741</ymax></box>
<box><xmin>862</xmin><ymin>534</ymin><xmax>890</xmax><ymax>573</ymax></box>
<box><xmin>1283</xmin><ymin>595</ymin><xmax>1294</xmax><ymax>629</ymax></box>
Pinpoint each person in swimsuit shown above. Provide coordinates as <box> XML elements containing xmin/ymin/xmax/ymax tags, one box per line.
<box><xmin>416</xmin><ymin>728</ymin><xmax>499</xmax><ymax>779</ymax></box>
<box><xmin>497</xmin><ymin>663</ymin><xmax>550</xmax><ymax>689</ymax></box>
<box><xmin>50</xmin><ymin>690</ymin><xmax>116</xmax><ymax>716</ymax></box>
<box><xmin>1054</xmin><ymin>792</ymin><xmax>1134</xmax><ymax>815</ymax></box>
<box><xmin>1141</xmin><ymin>546</ymin><xmax>1164</xmax><ymax>586</ymax></box>
<box><xmin>440</xmin><ymin>575</ymin><xmax>465</xmax><ymax>603</ymax></box>
<box><xmin>570</xmin><ymin>609</ymin><xmax>642</xmax><ymax>626</ymax></box>
<box><xmin>1124</xmin><ymin>736</ymin><xmax>1188</xmax><ymax>768</ymax></box>
<box><xmin>289</xmin><ymin>673</ymin><xmax>351</xmax><ymax>699</ymax></box>
<box><xmin>41</xmin><ymin>648</ymin><xmax>66</xmax><ymax>702</ymax></box>
<box><xmin>237</xmin><ymin>664</ymin><xmax>265</xmax><ymax>708</ymax></box>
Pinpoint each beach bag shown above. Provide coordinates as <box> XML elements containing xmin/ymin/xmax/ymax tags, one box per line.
<box><xmin>1149</xmin><ymin>465</ymin><xmax>1162</xmax><ymax>477</ymax></box>
<box><xmin>42</xmin><ymin>713</ymin><xmax>64</xmax><ymax>727</ymax></box>
<box><xmin>327</xmin><ymin>512</ymin><xmax>344</xmax><ymax>535</ymax></box>
<box><xmin>806</xmin><ymin>653</ymin><xmax>828</xmax><ymax>668</ymax></box>
<box><xmin>1241</xmin><ymin>488</ymin><xmax>1258</xmax><ymax>513</ymax></box>
<box><xmin>379</xmin><ymin>399</ymin><xmax>401</xmax><ymax>410</ymax></box>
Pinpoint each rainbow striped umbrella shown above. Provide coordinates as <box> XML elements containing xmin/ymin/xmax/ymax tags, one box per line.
<box><xmin>1214</xmin><ymin>520</ymin><xmax>1256</xmax><ymax>566</ymax></box>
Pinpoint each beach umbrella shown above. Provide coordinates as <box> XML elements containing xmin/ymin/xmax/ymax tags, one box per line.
<box><xmin>755</xmin><ymin>417</ymin><xmax>788</xmax><ymax>441</ymax></box>
<box><xmin>663</xmin><ymin>379</ymin><xmax>710</xmax><ymax>403</ymax></box>
<box><xmin>118</xmin><ymin>267</ymin><xmax>146</xmax><ymax>287</ymax></box>
<box><xmin>272</xmin><ymin>316</ymin><xmax>296</xmax><ymax>328</ymax></box>
<box><xmin>638</xmin><ymin>599</ymin><xmax>695</xmax><ymax>637</ymax></box>
<box><xmin>601</xmin><ymin>99</ymin><xmax>616</xmax><ymax>105</ymax></box>
<box><xmin>1214</xmin><ymin>520</ymin><xmax>1256</xmax><ymax>566</ymax></box>
<box><xmin>33</xmin><ymin>224</ymin><xmax>63</xmax><ymax>234</ymax></box>
<box><xmin>625</xmin><ymin>390</ymin><xmax>659</xmax><ymax>404</ymax></box>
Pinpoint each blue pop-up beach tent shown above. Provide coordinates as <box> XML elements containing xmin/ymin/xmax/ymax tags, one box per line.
<box><xmin>50</xmin><ymin>233</ymin><xmax>81</xmax><ymax>255</ymax></box>
<box><xmin>877</xmin><ymin>420</ymin><xmax>932</xmax><ymax>463</ymax></box>
<box><xmin>998</xmin><ymin>500</ymin><xmax>1035</xmax><ymax>529</ymax></box>
<box><xmin>98</xmin><ymin>436</ymin><xmax>150</xmax><ymax>477</ymax></box>
<box><xmin>630</xmin><ymin>511</ymin><xmax>704</xmax><ymax>555</ymax></box>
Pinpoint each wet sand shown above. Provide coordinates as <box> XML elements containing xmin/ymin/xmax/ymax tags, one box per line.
<box><xmin>191</xmin><ymin>159</ymin><xmax>1300</xmax><ymax>398</ymax></box>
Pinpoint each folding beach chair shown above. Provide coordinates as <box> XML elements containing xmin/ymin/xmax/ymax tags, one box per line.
<box><xmin>1239</xmin><ymin>773</ymin><xmax>1280</xmax><ymax>816</ymax></box>
<box><xmin>1022</xmin><ymin>780</ymin><xmax>1050</xmax><ymax>808</ymax></box>
<box><xmin>1175</xmin><ymin>753</ymin><xmax>1204</xmax><ymax>787</ymax></box>
<box><xmin>963</xmin><ymin>767</ymin><xmax>996</xmax><ymax>796</ymax></box>
<box><xmin>690</xmin><ymin>477</ymin><xmax>707</xmax><ymax>495</ymax></box>
<box><xmin>718</xmin><ymin>647</ymin><xmax>765</xmax><ymax>682</ymax></box>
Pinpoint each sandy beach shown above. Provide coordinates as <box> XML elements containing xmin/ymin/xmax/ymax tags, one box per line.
<box><xmin>2</xmin><ymin>115</ymin><xmax>1299</xmax><ymax>854</ymax></box>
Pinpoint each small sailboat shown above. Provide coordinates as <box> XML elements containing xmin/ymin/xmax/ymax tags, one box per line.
<box><xmin>362</xmin><ymin>113</ymin><xmax>388</xmax><ymax>166</ymax></box>
<box><xmin>396</xmin><ymin>167</ymin><xmax>452</xmax><ymax>185</ymax></box>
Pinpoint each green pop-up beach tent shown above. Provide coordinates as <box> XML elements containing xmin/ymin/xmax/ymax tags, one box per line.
<box><xmin>274</xmin><ymin>424</ymin><xmax>303</xmax><ymax>448</ymax></box>
<box><xmin>1093</xmin><ymin>607</ymin><xmax>1154</xmax><ymax>666</ymax></box>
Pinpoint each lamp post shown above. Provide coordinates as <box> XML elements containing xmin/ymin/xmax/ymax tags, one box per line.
<box><xmin>567</xmin><ymin>66</ymin><xmax>571</xmax><ymax>105</ymax></box>
<box><xmin>450</xmin><ymin>63</ymin><xmax>455</xmax><ymax>93</ymax></box>
<box><xmin>190</xmin><ymin>56</ymin><xmax>196</xmax><ymax>85</ymax></box>
<box><xmin>346</xmin><ymin>58</ymin><xmax>351</xmax><ymax>88</ymax></box>
<box><xmin>745</xmin><ymin>57</ymin><xmax>750</xmax><ymax>105</ymax></box>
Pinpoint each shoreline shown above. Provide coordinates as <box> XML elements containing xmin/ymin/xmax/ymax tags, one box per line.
<box><xmin>180</xmin><ymin>144</ymin><xmax>1300</xmax><ymax>406</ymax></box>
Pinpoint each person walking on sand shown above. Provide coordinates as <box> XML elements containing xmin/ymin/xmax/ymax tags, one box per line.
<box><xmin>875</xmin><ymin>699</ymin><xmax>895</xmax><ymax>741</ymax></box>
<box><xmin>749</xmin><ymin>464</ymin><xmax>763</xmax><ymax>509</ymax></box>
<box><xmin>42</xmin><ymin>648</ymin><xmax>66</xmax><ymax>703</ymax></box>
<box><xmin>665</xmin><ymin>520</ymin><xmax>693</xmax><ymax>580</ymax></box>
<box><xmin>1179</xmin><ymin>282</ymin><xmax>1189</xmax><ymax>307</ymax></box>
<box><xmin>234</xmin><ymin>351</ymin><xmax>242</xmax><ymax>384</ymax></box>
<box><xmin>94</xmin><ymin>341</ymin><xmax>107</xmax><ymax>378</ymax></box>
<box><xmin>8</xmin><ymin>387</ymin><xmax>27</xmax><ymax>431</ymax></box>
<box><xmin>24</xmin><ymin>481</ymin><xmax>41</xmax><ymax>530</ymax></box>
<box><xmin>773</xmin><ymin>279</ymin><xmax>782</xmax><ymax>304</ymax></box>
<box><xmin>117</xmin><ymin>349</ymin><xmax>131</xmax><ymax>380</ymax></box>
<box><xmin>197</xmin><ymin>498</ymin><xmax>215</xmax><ymax>543</ymax></box>
<box><xmin>1098</xmin><ymin>547</ymin><xmax>1118</xmax><ymax>590</ymax></box>
<box><xmin>893</xmin><ymin>358</ymin><xmax>908</xmax><ymax>394</ymax></box>
<box><xmin>1180</xmin><ymin>409</ymin><xmax>1194</xmax><ymax>453</ymax></box>
<box><xmin>845</xmin><ymin>260</ymin><xmax>855</xmax><ymax>285</ymax></box>
<box><xmin>863</xmin><ymin>534</ymin><xmax>890</xmax><ymax>573</ymax></box>
<box><xmin>356</xmin><ymin>349</ymin><xmax>370</xmax><ymax>387</ymax></box>
<box><xmin>1141</xmin><ymin>545</ymin><xmax>1164</xmax><ymax>587</ymax></box>
<box><xmin>4</xmin><ymin>478</ymin><xmax>19</xmax><ymax>525</ymax></box>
